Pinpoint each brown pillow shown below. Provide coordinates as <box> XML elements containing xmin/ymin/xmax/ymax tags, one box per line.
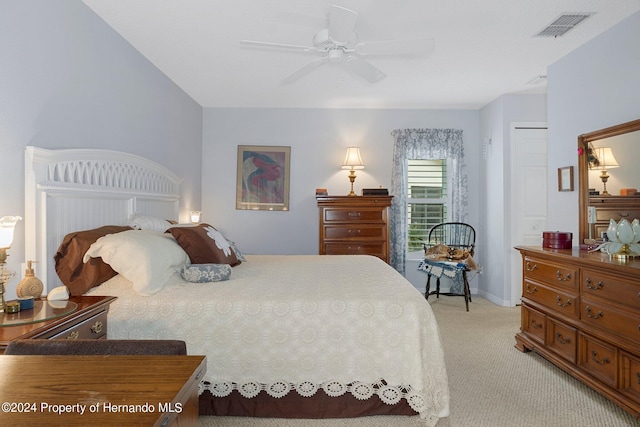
<box><xmin>54</xmin><ymin>225</ymin><xmax>133</xmax><ymax>295</ymax></box>
<box><xmin>168</xmin><ymin>224</ymin><xmax>241</xmax><ymax>266</ymax></box>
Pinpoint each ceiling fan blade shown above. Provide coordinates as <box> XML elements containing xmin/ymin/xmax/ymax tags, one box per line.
<box><xmin>240</xmin><ymin>40</ymin><xmax>318</xmax><ymax>53</ymax></box>
<box><xmin>328</xmin><ymin>5</ymin><xmax>358</xmax><ymax>45</ymax></box>
<box><xmin>354</xmin><ymin>37</ymin><xmax>435</xmax><ymax>56</ymax></box>
<box><xmin>342</xmin><ymin>55</ymin><xmax>386</xmax><ymax>83</ymax></box>
<box><xmin>281</xmin><ymin>57</ymin><xmax>328</xmax><ymax>84</ymax></box>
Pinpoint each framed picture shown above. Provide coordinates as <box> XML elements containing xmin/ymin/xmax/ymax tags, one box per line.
<box><xmin>558</xmin><ymin>166</ymin><xmax>574</xmax><ymax>192</ymax></box>
<box><xmin>236</xmin><ymin>145</ymin><xmax>291</xmax><ymax>211</ymax></box>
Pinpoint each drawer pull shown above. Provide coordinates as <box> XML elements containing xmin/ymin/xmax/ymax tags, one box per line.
<box><xmin>525</xmin><ymin>284</ymin><xmax>538</xmax><ymax>294</ymax></box>
<box><xmin>618</xmin><ymin>212</ymin><xmax>630</xmax><ymax>218</ymax></box>
<box><xmin>66</xmin><ymin>331</ymin><xmax>80</xmax><ymax>340</ymax></box>
<box><xmin>585</xmin><ymin>278</ymin><xmax>604</xmax><ymax>291</ymax></box>
<box><xmin>347</xmin><ymin>212</ymin><xmax>361</xmax><ymax>218</ymax></box>
<box><xmin>90</xmin><ymin>320</ymin><xmax>103</xmax><ymax>334</ymax></box>
<box><xmin>348</xmin><ymin>229</ymin><xmax>361</xmax><ymax>235</ymax></box>
<box><xmin>591</xmin><ymin>351</ymin><xmax>610</xmax><ymax>365</ymax></box>
<box><xmin>530</xmin><ymin>320</ymin><xmax>543</xmax><ymax>329</ymax></box>
<box><xmin>556</xmin><ymin>296</ymin><xmax>572</xmax><ymax>308</ymax></box>
<box><xmin>556</xmin><ymin>271</ymin><xmax>572</xmax><ymax>282</ymax></box>
<box><xmin>525</xmin><ymin>262</ymin><xmax>538</xmax><ymax>272</ymax></box>
<box><xmin>556</xmin><ymin>333</ymin><xmax>571</xmax><ymax>345</ymax></box>
<box><xmin>585</xmin><ymin>306</ymin><xmax>604</xmax><ymax>319</ymax></box>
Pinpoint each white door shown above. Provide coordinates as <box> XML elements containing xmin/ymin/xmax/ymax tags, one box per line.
<box><xmin>510</xmin><ymin>125</ymin><xmax>548</xmax><ymax>306</ymax></box>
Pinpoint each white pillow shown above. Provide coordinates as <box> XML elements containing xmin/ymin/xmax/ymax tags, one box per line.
<box><xmin>83</xmin><ymin>230</ymin><xmax>188</xmax><ymax>295</ymax></box>
<box><xmin>127</xmin><ymin>214</ymin><xmax>172</xmax><ymax>232</ymax></box>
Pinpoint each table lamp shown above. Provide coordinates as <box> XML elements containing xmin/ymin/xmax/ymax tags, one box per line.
<box><xmin>341</xmin><ymin>147</ymin><xmax>365</xmax><ymax>196</ymax></box>
<box><xmin>594</xmin><ymin>147</ymin><xmax>619</xmax><ymax>196</ymax></box>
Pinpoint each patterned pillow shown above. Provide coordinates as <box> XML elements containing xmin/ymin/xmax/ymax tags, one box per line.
<box><xmin>181</xmin><ymin>264</ymin><xmax>232</xmax><ymax>283</ymax></box>
<box><xmin>167</xmin><ymin>223</ymin><xmax>241</xmax><ymax>266</ymax></box>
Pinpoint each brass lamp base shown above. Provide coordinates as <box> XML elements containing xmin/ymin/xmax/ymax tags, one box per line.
<box><xmin>347</xmin><ymin>169</ymin><xmax>358</xmax><ymax>196</ymax></box>
<box><xmin>600</xmin><ymin>170</ymin><xmax>611</xmax><ymax>196</ymax></box>
<box><xmin>612</xmin><ymin>244</ymin><xmax>640</xmax><ymax>259</ymax></box>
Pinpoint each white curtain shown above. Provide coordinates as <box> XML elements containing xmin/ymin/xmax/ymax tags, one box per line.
<box><xmin>390</xmin><ymin>129</ymin><xmax>468</xmax><ymax>275</ymax></box>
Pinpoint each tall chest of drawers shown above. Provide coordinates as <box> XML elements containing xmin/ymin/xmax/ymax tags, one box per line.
<box><xmin>515</xmin><ymin>246</ymin><xmax>640</xmax><ymax>417</ymax></box>
<box><xmin>317</xmin><ymin>196</ymin><xmax>393</xmax><ymax>264</ymax></box>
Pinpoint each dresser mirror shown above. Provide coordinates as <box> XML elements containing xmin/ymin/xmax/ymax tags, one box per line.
<box><xmin>578</xmin><ymin>118</ymin><xmax>640</xmax><ymax>243</ymax></box>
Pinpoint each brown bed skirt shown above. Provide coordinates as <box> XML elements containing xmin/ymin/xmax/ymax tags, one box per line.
<box><xmin>199</xmin><ymin>389</ymin><xmax>418</xmax><ymax>418</ymax></box>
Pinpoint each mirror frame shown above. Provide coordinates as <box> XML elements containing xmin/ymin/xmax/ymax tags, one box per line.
<box><xmin>578</xmin><ymin>118</ymin><xmax>640</xmax><ymax>243</ymax></box>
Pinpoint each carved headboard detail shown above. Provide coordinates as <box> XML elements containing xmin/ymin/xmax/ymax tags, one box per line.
<box><xmin>25</xmin><ymin>146</ymin><xmax>182</xmax><ymax>292</ymax></box>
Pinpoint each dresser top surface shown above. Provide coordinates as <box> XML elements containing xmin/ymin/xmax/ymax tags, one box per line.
<box><xmin>515</xmin><ymin>246</ymin><xmax>640</xmax><ymax>273</ymax></box>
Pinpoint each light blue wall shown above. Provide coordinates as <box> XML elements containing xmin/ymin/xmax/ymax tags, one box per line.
<box><xmin>479</xmin><ymin>94</ymin><xmax>547</xmax><ymax>305</ymax></box>
<box><xmin>546</xmin><ymin>11</ymin><xmax>640</xmax><ymax>238</ymax></box>
<box><xmin>202</xmin><ymin>108</ymin><xmax>480</xmax><ymax>280</ymax></box>
<box><xmin>0</xmin><ymin>0</ymin><xmax>203</xmax><ymax>294</ymax></box>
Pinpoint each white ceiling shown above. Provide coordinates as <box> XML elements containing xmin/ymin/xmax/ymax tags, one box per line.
<box><xmin>82</xmin><ymin>0</ymin><xmax>640</xmax><ymax>109</ymax></box>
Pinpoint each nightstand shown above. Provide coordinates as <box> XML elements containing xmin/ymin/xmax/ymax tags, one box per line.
<box><xmin>317</xmin><ymin>195</ymin><xmax>393</xmax><ymax>263</ymax></box>
<box><xmin>0</xmin><ymin>295</ymin><xmax>116</xmax><ymax>353</ymax></box>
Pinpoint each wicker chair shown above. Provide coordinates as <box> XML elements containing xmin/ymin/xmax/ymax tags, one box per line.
<box><xmin>421</xmin><ymin>222</ymin><xmax>476</xmax><ymax>311</ymax></box>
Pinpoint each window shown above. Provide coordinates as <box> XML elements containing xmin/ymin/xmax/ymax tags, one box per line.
<box><xmin>407</xmin><ymin>159</ymin><xmax>448</xmax><ymax>252</ymax></box>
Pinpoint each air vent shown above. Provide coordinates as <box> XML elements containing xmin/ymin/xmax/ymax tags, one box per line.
<box><xmin>535</xmin><ymin>13</ymin><xmax>594</xmax><ymax>38</ymax></box>
<box><xmin>526</xmin><ymin>75</ymin><xmax>547</xmax><ymax>85</ymax></box>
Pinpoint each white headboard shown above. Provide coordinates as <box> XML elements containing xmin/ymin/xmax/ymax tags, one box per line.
<box><xmin>25</xmin><ymin>146</ymin><xmax>182</xmax><ymax>293</ymax></box>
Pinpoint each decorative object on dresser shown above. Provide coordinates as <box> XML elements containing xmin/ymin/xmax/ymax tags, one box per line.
<box><xmin>16</xmin><ymin>260</ymin><xmax>44</xmax><ymax>299</ymax></box>
<box><xmin>591</xmin><ymin>218</ymin><xmax>640</xmax><ymax>259</ymax></box>
<box><xmin>0</xmin><ymin>216</ymin><xmax>21</xmax><ymax>312</ymax></box>
<box><xmin>236</xmin><ymin>145</ymin><xmax>291</xmax><ymax>211</ymax></box>
<box><xmin>515</xmin><ymin>246</ymin><xmax>640</xmax><ymax>417</ymax></box>
<box><xmin>0</xmin><ymin>295</ymin><xmax>116</xmax><ymax>353</ymax></box>
<box><xmin>341</xmin><ymin>146</ymin><xmax>365</xmax><ymax>196</ymax></box>
<box><xmin>316</xmin><ymin>195</ymin><xmax>393</xmax><ymax>263</ymax></box>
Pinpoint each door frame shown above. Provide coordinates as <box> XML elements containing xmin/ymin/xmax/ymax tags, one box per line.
<box><xmin>509</xmin><ymin>122</ymin><xmax>548</xmax><ymax>306</ymax></box>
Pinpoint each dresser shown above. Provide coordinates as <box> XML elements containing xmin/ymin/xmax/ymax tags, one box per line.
<box><xmin>317</xmin><ymin>196</ymin><xmax>393</xmax><ymax>264</ymax></box>
<box><xmin>515</xmin><ymin>246</ymin><xmax>640</xmax><ymax>417</ymax></box>
<box><xmin>589</xmin><ymin>196</ymin><xmax>640</xmax><ymax>238</ymax></box>
<box><xmin>0</xmin><ymin>295</ymin><xmax>116</xmax><ymax>353</ymax></box>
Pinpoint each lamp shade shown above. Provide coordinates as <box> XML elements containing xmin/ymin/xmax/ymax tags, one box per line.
<box><xmin>595</xmin><ymin>147</ymin><xmax>619</xmax><ymax>170</ymax></box>
<box><xmin>0</xmin><ymin>216</ymin><xmax>22</xmax><ymax>248</ymax></box>
<box><xmin>341</xmin><ymin>147</ymin><xmax>365</xmax><ymax>170</ymax></box>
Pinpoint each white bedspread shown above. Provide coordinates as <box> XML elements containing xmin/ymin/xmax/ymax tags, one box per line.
<box><xmin>89</xmin><ymin>255</ymin><xmax>449</xmax><ymax>424</ymax></box>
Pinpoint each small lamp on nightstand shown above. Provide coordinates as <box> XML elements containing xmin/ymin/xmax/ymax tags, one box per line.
<box><xmin>190</xmin><ymin>211</ymin><xmax>202</xmax><ymax>224</ymax></box>
<box><xmin>341</xmin><ymin>147</ymin><xmax>365</xmax><ymax>196</ymax></box>
<box><xmin>0</xmin><ymin>215</ymin><xmax>22</xmax><ymax>312</ymax></box>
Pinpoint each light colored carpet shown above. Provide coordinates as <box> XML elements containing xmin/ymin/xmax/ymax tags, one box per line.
<box><xmin>199</xmin><ymin>296</ymin><xmax>639</xmax><ymax>427</ymax></box>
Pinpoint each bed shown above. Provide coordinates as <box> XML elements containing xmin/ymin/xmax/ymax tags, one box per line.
<box><xmin>24</xmin><ymin>146</ymin><xmax>450</xmax><ymax>425</ymax></box>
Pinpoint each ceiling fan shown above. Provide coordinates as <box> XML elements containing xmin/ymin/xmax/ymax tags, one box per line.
<box><xmin>240</xmin><ymin>5</ymin><xmax>435</xmax><ymax>84</ymax></box>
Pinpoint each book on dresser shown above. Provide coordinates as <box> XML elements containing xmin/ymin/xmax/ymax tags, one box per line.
<box><xmin>514</xmin><ymin>246</ymin><xmax>640</xmax><ymax>418</ymax></box>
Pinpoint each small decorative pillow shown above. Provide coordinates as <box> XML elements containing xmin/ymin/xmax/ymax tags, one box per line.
<box><xmin>127</xmin><ymin>214</ymin><xmax>172</xmax><ymax>232</ymax></box>
<box><xmin>181</xmin><ymin>264</ymin><xmax>232</xmax><ymax>283</ymax></box>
